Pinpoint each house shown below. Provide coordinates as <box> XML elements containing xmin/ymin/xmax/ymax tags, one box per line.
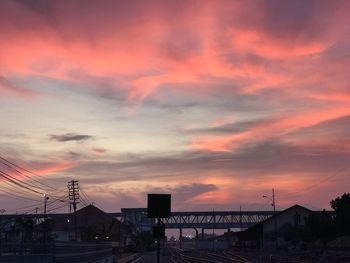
<box><xmin>50</xmin><ymin>205</ymin><xmax>130</xmax><ymax>246</ymax></box>
<box><xmin>238</xmin><ymin>204</ymin><xmax>312</xmax><ymax>248</ymax></box>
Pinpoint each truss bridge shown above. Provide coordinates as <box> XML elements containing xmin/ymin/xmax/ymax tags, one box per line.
<box><xmin>161</xmin><ymin>211</ymin><xmax>274</xmax><ymax>229</ymax></box>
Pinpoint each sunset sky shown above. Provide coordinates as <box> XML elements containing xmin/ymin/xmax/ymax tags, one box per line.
<box><xmin>1</xmin><ymin>0</ymin><xmax>350</xmax><ymax>213</ymax></box>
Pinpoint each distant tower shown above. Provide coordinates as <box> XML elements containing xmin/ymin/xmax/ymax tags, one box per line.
<box><xmin>68</xmin><ymin>180</ymin><xmax>79</xmax><ymax>241</ymax></box>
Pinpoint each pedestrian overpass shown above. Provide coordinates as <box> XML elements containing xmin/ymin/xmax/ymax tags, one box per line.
<box><xmin>110</xmin><ymin>209</ymin><xmax>275</xmax><ymax>231</ymax></box>
<box><xmin>161</xmin><ymin>210</ymin><xmax>273</xmax><ymax>229</ymax></box>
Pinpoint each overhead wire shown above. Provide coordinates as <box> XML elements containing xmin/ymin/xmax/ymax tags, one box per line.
<box><xmin>46</xmin><ymin>203</ymin><xmax>68</xmax><ymax>213</ymax></box>
<box><xmin>0</xmin><ymin>154</ymin><xmax>60</xmax><ymax>185</ymax></box>
<box><xmin>0</xmin><ymin>170</ymin><xmax>44</xmax><ymax>195</ymax></box>
<box><xmin>0</xmin><ymin>180</ymin><xmax>43</xmax><ymax>199</ymax></box>
<box><xmin>0</xmin><ymin>154</ymin><xmax>91</xmax><ymax>216</ymax></box>
<box><xmin>0</xmin><ymin>191</ymin><xmax>41</xmax><ymax>202</ymax></box>
<box><xmin>0</xmin><ymin>156</ymin><xmax>56</xmax><ymax>191</ymax></box>
<box><xmin>80</xmin><ymin>187</ymin><xmax>93</xmax><ymax>206</ymax></box>
<box><xmin>5</xmin><ymin>201</ymin><xmax>43</xmax><ymax>214</ymax></box>
<box><xmin>0</xmin><ymin>155</ymin><xmax>70</xmax><ymax>205</ymax></box>
<box><xmin>0</xmin><ymin>166</ymin><xmax>47</xmax><ymax>192</ymax></box>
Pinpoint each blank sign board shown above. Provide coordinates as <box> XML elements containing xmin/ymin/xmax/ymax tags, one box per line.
<box><xmin>147</xmin><ymin>194</ymin><xmax>171</xmax><ymax>218</ymax></box>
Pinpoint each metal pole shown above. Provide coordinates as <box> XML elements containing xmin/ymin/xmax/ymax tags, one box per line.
<box><xmin>157</xmin><ymin>218</ymin><xmax>160</xmax><ymax>263</ymax></box>
<box><xmin>212</xmin><ymin>208</ymin><xmax>215</xmax><ymax>250</ymax></box>
<box><xmin>74</xmin><ymin>206</ymin><xmax>77</xmax><ymax>241</ymax></box>
<box><xmin>272</xmin><ymin>188</ymin><xmax>277</xmax><ymax>249</ymax></box>
<box><xmin>43</xmin><ymin>194</ymin><xmax>48</xmax><ymax>243</ymax></box>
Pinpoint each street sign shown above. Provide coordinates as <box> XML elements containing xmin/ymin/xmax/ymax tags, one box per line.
<box><xmin>147</xmin><ymin>194</ymin><xmax>171</xmax><ymax>218</ymax></box>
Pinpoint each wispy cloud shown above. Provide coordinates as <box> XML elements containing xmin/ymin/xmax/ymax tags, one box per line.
<box><xmin>0</xmin><ymin>76</ymin><xmax>38</xmax><ymax>98</ymax></box>
<box><xmin>49</xmin><ymin>133</ymin><xmax>93</xmax><ymax>142</ymax></box>
<box><xmin>1</xmin><ymin>0</ymin><xmax>350</xmax><ymax>211</ymax></box>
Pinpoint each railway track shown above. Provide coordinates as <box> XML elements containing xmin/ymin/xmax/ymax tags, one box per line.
<box><xmin>168</xmin><ymin>247</ymin><xmax>251</xmax><ymax>263</ymax></box>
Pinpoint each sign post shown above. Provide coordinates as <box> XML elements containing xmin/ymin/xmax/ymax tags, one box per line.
<box><xmin>147</xmin><ymin>194</ymin><xmax>171</xmax><ymax>263</ymax></box>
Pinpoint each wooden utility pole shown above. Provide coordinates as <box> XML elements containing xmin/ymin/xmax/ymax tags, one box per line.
<box><xmin>68</xmin><ymin>180</ymin><xmax>79</xmax><ymax>241</ymax></box>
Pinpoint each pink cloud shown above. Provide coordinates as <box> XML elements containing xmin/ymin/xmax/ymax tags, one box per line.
<box><xmin>33</xmin><ymin>161</ymin><xmax>75</xmax><ymax>175</ymax></box>
<box><xmin>191</xmin><ymin>107</ymin><xmax>350</xmax><ymax>152</ymax></box>
<box><xmin>0</xmin><ymin>0</ymin><xmax>348</xmax><ymax>105</ymax></box>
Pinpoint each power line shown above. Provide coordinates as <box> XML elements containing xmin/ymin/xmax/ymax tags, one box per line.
<box><xmin>0</xmin><ymin>191</ymin><xmax>41</xmax><ymax>202</ymax></box>
<box><xmin>0</xmin><ymin>157</ymin><xmax>55</xmax><ymax>191</ymax></box>
<box><xmin>0</xmin><ymin>181</ymin><xmax>43</xmax><ymax>199</ymax></box>
<box><xmin>46</xmin><ymin>203</ymin><xmax>68</xmax><ymax>213</ymax></box>
<box><xmin>0</xmin><ymin>155</ymin><xmax>57</xmax><ymax>190</ymax></box>
<box><xmin>0</xmin><ymin>170</ymin><xmax>43</xmax><ymax>195</ymax></box>
<box><xmin>0</xmin><ymin>159</ymin><xmax>55</xmax><ymax>191</ymax></box>
<box><xmin>5</xmin><ymin>201</ymin><xmax>43</xmax><ymax>214</ymax></box>
<box><xmin>80</xmin><ymin>188</ymin><xmax>93</xmax><ymax>205</ymax></box>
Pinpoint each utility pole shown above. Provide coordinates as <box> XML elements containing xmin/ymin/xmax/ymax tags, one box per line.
<box><xmin>68</xmin><ymin>180</ymin><xmax>79</xmax><ymax>241</ymax></box>
<box><xmin>263</xmin><ymin>188</ymin><xmax>278</xmax><ymax>249</ymax></box>
<box><xmin>43</xmin><ymin>194</ymin><xmax>49</xmax><ymax>243</ymax></box>
<box><xmin>272</xmin><ymin>188</ymin><xmax>277</xmax><ymax>249</ymax></box>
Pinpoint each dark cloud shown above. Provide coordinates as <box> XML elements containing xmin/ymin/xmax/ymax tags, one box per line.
<box><xmin>184</xmin><ymin>119</ymin><xmax>273</xmax><ymax>135</ymax></box>
<box><xmin>87</xmin><ymin>183</ymin><xmax>218</xmax><ymax>211</ymax></box>
<box><xmin>220</xmin><ymin>0</ymin><xmax>347</xmax><ymax>41</ymax></box>
<box><xmin>9</xmin><ymin>0</ymin><xmax>191</xmax><ymax>42</ymax></box>
<box><xmin>69</xmin><ymin>139</ymin><xmax>350</xmax><ymax>186</ymax></box>
<box><xmin>144</xmin><ymin>183</ymin><xmax>217</xmax><ymax>201</ymax></box>
<box><xmin>287</xmin><ymin>115</ymin><xmax>350</xmax><ymax>142</ymax></box>
<box><xmin>49</xmin><ymin>133</ymin><xmax>92</xmax><ymax>142</ymax></box>
<box><xmin>258</xmin><ymin>0</ymin><xmax>321</xmax><ymax>39</ymax></box>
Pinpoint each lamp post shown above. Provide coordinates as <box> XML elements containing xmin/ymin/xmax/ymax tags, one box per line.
<box><xmin>43</xmin><ymin>194</ymin><xmax>49</xmax><ymax>243</ymax></box>
<box><xmin>263</xmin><ymin>188</ymin><xmax>277</xmax><ymax>249</ymax></box>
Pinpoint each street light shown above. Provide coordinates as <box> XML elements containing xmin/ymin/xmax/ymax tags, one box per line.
<box><xmin>263</xmin><ymin>188</ymin><xmax>277</xmax><ymax>249</ymax></box>
<box><xmin>43</xmin><ymin>193</ymin><xmax>49</xmax><ymax>243</ymax></box>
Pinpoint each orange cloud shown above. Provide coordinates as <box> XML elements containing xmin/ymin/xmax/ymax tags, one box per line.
<box><xmin>33</xmin><ymin>161</ymin><xmax>75</xmax><ymax>175</ymax></box>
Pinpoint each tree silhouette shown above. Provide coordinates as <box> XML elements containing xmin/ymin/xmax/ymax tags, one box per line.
<box><xmin>304</xmin><ymin>210</ymin><xmax>333</xmax><ymax>242</ymax></box>
<box><xmin>330</xmin><ymin>193</ymin><xmax>350</xmax><ymax>236</ymax></box>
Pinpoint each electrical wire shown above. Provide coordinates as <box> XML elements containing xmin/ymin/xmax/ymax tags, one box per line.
<box><xmin>0</xmin><ymin>170</ymin><xmax>44</xmax><ymax>195</ymax></box>
<box><xmin>0</xmin><ymin>181</ymin><xmax>42</xmax><ymax>198</ymax></box>
<box><xmin>5</xmin><ymin>201</ymin><xmax>43</xmax><ymax>213</ymax></box>
<box><xmin>46</xmin><ymin>202</ymin><xmax>69</xmax><ymax>213</ymax></box>
<box><xmin>80</xmin><ymin>188</ymin><xmax>93</xmax><ymax>205</ymax></box>
<box><xmin>0</xmin><ymin>191</ymin><xmax>41</xmax><ymax>202</ymax></box>
<box><xmin>0</xmin><ymin>157</ymin><xmax>56</xmax><ymax>191</ymax></box>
